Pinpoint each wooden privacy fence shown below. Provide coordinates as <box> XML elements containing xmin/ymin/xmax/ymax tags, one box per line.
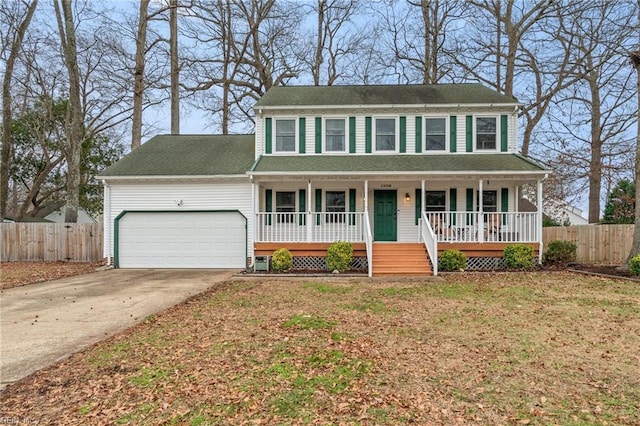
<box><xmin>543</xmin><ymin>224</ymin><xmax>633</xmax><ymax>264</ymax></box>
<box><xmin>1</xmin><ymin>223</ymin><xmax>103</xmax><ymax>262</ymax></box>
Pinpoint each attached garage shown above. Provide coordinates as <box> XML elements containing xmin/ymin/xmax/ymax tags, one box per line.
<box><xmin>115</xmin><ymin>211</ymin><xmax>246</xmax><ymax>268</ymax></box>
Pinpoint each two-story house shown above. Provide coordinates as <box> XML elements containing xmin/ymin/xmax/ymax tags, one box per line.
<box><xmin>99</xmin><ymin>84</ymin><xmax>549</xmax><ymax>276</ymax></box>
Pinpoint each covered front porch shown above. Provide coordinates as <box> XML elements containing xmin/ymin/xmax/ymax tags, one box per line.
<box><xmin>248</xmin><ymin>153</ymin><xmax>548</xmax><ymax>276</ymax></box>
<box><xmin>251</xmin><ymin>177</ymin><xmax>544</xmax><ymax>277</ymax></box>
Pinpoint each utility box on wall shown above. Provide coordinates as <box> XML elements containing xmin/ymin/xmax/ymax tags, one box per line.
<box><xmin>254</xmin><ymin>255</ymin><xmax>270</xmax><ymax>272</ymax></box>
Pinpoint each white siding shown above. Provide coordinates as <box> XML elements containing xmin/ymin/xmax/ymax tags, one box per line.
<box><xmin>454</xmin><ymin>114</ymin><xmax>464</xmax><ymax>153</ymax></box>
<box><xmin>104</xmin><ymin>181</ymin><xmax>253</xmax><ymax>260</ymax></box>
<box><xmin>355</xmin><ymin>116</ymin><xmax>365</xmax><ymax>153</ymax></box>
<box><xmin>405</xmin><ymin>116</ymin><xmax>416</xmax><ymax>153</ymax></box>
<box><xmin>260</xmin><ymin>106</ymin><xmax>519</xmax><ymax>157</ymax></box>
<box><xmin>305</xmin><ymin>116</ymin><xmax>314</xmax><ymax>154</ymax></box>
<box><xmin>509</xmin><ymin>112</ymin><xmax>518</xmax><ymax>152</ymax></box>
<box><xmin>255</xmin><ymin>116</ymin><xmax>263</xmax><ymax>157</ymax></box>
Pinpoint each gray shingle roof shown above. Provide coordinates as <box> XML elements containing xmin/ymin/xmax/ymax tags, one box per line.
<box><xmin>250</xmin><ymin>154</ymin><xmax>547</xmax><ymax>174</ymax></box>
<box><xmin>255</xmin><ymin>84</ymin><xmax>518</xmax><ymax>107</ymax></box>
<box><xmin>100</xmin><ymin>134</ymin><xmax>255</xmax><ymax>177</ymax></box>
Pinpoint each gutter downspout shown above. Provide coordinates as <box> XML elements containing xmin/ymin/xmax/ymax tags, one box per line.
<box><xmin>102</xmin><ymin>179</ymin><xmax>111</xmax><ymax>266</ymax></box>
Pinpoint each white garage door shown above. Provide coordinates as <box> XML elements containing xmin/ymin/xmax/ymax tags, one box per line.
<box><xmin>117</xmin><ymin>211</ymin><xmax>246</xmax><ymax>268</ymax></box>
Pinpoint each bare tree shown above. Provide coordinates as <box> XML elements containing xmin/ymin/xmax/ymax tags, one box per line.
<box><xmin>542</xmin><ymin>1</ymin><xmax>637</xmax><ymax>223</ymax></box>
<box><xmin>1</xmin><ymin>0</ymin><xmax>38</xmax><ymax>220</ymax></box>
<box><xmin>373</xmin><ymin>0</ymin><xmax>463</xmax><ymax>84</ymax></box>
<box><xmin>54</xmin><ymin>0</ymin><xmax>83</xmax><ymax>223</ymax></box>
<box><xmin>132</xmin><ymin>0</ymin><xmax>151</xmax><ymax>150</ymax></box>
<box><xmin>307</xmin><ymin>0</ymin><xmax>363</xmax><ymax>86</ymax></box>
<box><xmin>624</xmin><ymin>46</ymin><xmax>640</xmax><ymax>266</ymax></box>
<box><xmin>181</xmin><ymin>0</ymin><xmax>302</xmax><ymax>132</ymax></box>
<box><xmin>170</xmin><ymin>0</ymin><xmax>179</xmax><ymax>134</ymax></box>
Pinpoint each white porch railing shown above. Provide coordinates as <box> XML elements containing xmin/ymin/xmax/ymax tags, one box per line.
<box><xmin>255</xmin><ymin>211</ymin><xmax>539</xmax><ymax>245</ymax></box>
<box><xmin>363</xmin><ymin>211</ymin><xmax>373</xmax><ymax>277</ymax></box>
<box><xmin>420</xmin><ymin>212</ymin><xmax>438</xmax><ymax>276</ymax></box>
<box><xmin>256</xmin><ymin>212</ymin><xmax>365</xmax><ymax>243</ymax></box>
<box><xmin>424</xmin><ymin>212</ymin><xmax>539</xmax><ymax>243</ymax></box>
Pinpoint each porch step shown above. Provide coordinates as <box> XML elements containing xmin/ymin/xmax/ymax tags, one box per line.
<box><xmin>372</xmin><ymin>243</ymin><xmax>433</xmax><ymax>277</ymax></box>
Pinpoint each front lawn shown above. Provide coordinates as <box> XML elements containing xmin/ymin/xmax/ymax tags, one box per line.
<box><xmin>1</xmin><ymin>272</ymin><xmax>639</xmax><ymax>425</ymax></box>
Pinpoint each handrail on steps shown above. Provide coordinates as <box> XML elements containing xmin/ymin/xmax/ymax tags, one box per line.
<box><xmin>420</xmin><ymin>212</ymin><xmax>438</xmax><ymax>276</ymax></box>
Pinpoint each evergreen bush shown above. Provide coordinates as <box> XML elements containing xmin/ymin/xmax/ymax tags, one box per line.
<box><xmin>543</xmin><ymin>240</ymin><xmax>577</xmax><ymax>266</ymax></box>
<box><xmin>439</xmin><ymin>249</ymin><xmax>466</xmax><ymax>271</ymax></box>
<box><xmin>326</xmin><ymin>241</ymin><xmax>353</xmax><ymax>272</ymax></box>
<box><xmin>630</xmin><ymin>254</ymin><xmax>640</xmax><ymax>276</ymax></box>
<box><xmin>503</xmin><ymin>244</ymin><xmax>535</xmax><ymax>269</ymax></box>
<box><xmin>271</xmin><ymin>248</ymin><xmax>293</xmax><ymax>272</ymax></box>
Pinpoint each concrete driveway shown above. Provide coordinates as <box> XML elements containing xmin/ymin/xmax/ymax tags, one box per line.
<box><xmin>0</xmin><ymin>268</ymin><xmax>236</xmax><ymax>390</ymax></box>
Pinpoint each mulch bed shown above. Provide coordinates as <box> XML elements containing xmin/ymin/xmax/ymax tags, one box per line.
<box><xmin>567</xmin><ymin>263</ymin><xmax>637</xmax><ymax>280</ymax></box>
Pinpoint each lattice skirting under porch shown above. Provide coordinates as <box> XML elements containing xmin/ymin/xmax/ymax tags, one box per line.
<box><xmin>464</xmin><ymin>256</ymin><xmax>539</xmax><ymax>270</ymax></box>
<box><xmin>292</xmin><ymin>256</ymin><xmax>368</xmax><ymax>272</ymax></box>
<box><xmin>465</xmin><ymin>257</ymin><xmax>506</xmax><ymax>270</ymax></box>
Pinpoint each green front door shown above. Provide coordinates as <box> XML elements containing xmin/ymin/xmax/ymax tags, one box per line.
<box><xmin>374</xmin><ymin>190</ymin><xmax>397</xmax><ymax>241</ymax></box>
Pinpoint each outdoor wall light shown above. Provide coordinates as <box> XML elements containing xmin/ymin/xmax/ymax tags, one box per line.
<box><xmin>405</xmin><ymin>193</ymin><xmax>411</xmax><ymax>202</ymax></box>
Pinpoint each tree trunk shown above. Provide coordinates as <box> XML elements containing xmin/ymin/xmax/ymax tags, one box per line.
<box><xmin>55</xmin><ymin>0</ymin><xmax>83</xmax><ymax>223</ymax></box>
<box><xmin>625</xmin><ymin>49</ymin><xmax>640</xmax><ymax>266</ymax></box>
<box><xmin>1</xmin><ymin>0</ymin><xmax>38</xmax><ymax>220</ymax></box>
<box><xmin>170</xmin><ymin>0</ymin><xmax>179</xmax><ymax>134</ymax></box>
<box><xmin>132</xmin><ymin>0</ymin><xmax>150</xmax><ymax>150</ymax></box>
<box><xmin>313</xmin><ymin>0</ymin><xmax>325</xmax><ymax>86</ymax></box>
<box><xmin>420</xmin><ymin>0</ymin><xmax>431</xmax><ymax>84</ymax></box>
<box><xmin>587</xmin><ymin>68</ymin><xmax>603</xmax><ymax>224</ymax></box>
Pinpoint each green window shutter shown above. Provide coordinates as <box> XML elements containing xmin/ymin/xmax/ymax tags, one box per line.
<box><xmin>415</xmin><ymin>116</ymin><xmax>422</xmax><ymax>153</ymax></box>
<box><xmin>349</xmin><ymin>117</ymin><xmax>356</xmax><ymax>153</ymax></box>
<box><xmin>450</xmin><ymin>116</ymin><xmax>457</xmax><ymax>153</ymax></box>
<box><xmin>415</xmin><ymin>188</ymin><xmax>422</xmax><ymax>225</ymax></box>
<box><xmin>315</xmin><ymin>188</ymin><xmax>322</xmax><ymax>225</ymax></box>
<box><xmin>399</xmin><ymin>116</ymin><xmax>406</xmax><ymax>153</ymax></box>
<box><xmin>315</xmin><ymin>117</ymin><xmax>322</xmax><ymax>153</ymax></box>
<box><xmin>465</xmin><ymin>115</ymin><xmax>473</xmax><ymax>152</ymax></box>
<box><xmin>501</xmin><ymin>115</ymin><xmax>508</xmax><ymax>152</ymax></box>
<box><xmin>365</xmin><ymin>116</ymin><xmax>372</xmax><ymax>153</ymax></box>
<box><xmin>299</xmin><ymin>117</ymin><xmax>306</xmax><ymax>154</ymax></box>
<box><xmin>449</xmin><ymin>188</ymin><xmax>457</xmax><ymax>225</ymax></box>
<box><xmin>265</xmin><ymin>189</ymin><xmax>272</xmax><ymax>226</ymax></box>
<box><xmin>466</xmin><ymin>188</ymin><xmax>474</xmax><ymax>225</ymax></box>
<box><xmin>501</xmin><ymin>188</ymin><xmax>509</xmax><ymax>225</ymax></box>
<box><xmin>299</xmin><ymin>189</ymin><xmax>306</xmax><ymax>225</ymax></box>
<box><xmin>349</xmin><ymin>188</ymin><xmax>356</xmax><ymax>225</ymax></box>
<box><xmin>265</xmin><ymin>118</ymin><xmax>272</xmax><ymax>154</ymax></box>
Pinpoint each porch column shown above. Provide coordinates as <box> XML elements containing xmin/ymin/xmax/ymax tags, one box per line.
<box><xmin>252</xmin><ymin>181</ymin><xmax>258</xmax><ymax>244</ymax></box>
<box><xmin>307</xmin><ymin>180</ymin><xmax>312</xmax><ymax>242</ymax></box>
<box><xmin>421</xmin><ymin>179</ymin><xmax>425</xmax><ymax>235</ymax></box>
<box><xmin>478</xmin><ymin>179</ymin><xmax>484</xmax><ymax>242</ymax></box>
<box><xmin>364</xmin><ymin>180</ymin><xmax>369</xmax><ymax>212</ymax></box>
<box><xmin>515</xmin><ymin>185</ymin><xmax>519</xmax><ymax>213</ymax></box>
<box><xmin>537</xmin><ymin>179</ymin><xmax>543</xmax><ymax>263</ymax></box>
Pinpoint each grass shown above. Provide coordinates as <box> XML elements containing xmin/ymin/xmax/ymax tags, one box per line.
<box><xmin>1</xmin><ymin>271</ymin><xmax>639</xmax><ymax>425</ymax></box>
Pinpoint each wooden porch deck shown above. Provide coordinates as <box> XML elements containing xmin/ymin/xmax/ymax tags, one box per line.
<box><xmin>254</xmin><ymin>242</ymin><xmax>367</xmax><ymax>258</ymax></box>
<box><xmin>438</xmin><ymin>242</ymin><xmax>540</xmax><ymax>257</ymax></box>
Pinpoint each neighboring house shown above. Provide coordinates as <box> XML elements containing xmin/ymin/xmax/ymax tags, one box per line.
<box><xmin>100</xmin><ymin>84</ymin><xmax>550</xmax><ymax>276</ymax></box>
<box><xmin>520</xmin><ymin>197</ymin><xmax>588</xmax><ymax>226</ymax></box>
<box><xmin>43</xmin><ymin>208</ymin><xmax>97</xmax><ymax>224</ymax></box>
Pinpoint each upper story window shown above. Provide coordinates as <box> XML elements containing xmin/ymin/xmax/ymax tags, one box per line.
<box><xmin>476</xmin><ymin>117</ymin><xmax>497</xmax><ymax>150</ymax></box>
<box><xmin>425</xmin><ymin>117</ymin><xmax>447</xmax><ymax>151</ymax></box>
<box><xmin>275</xmin><ymin>119</ymin><xmax>296</xmax><ymax>152</ymax></box>
<box><xmin>375</xmin><ymin>118</ymin><xmax>396</xmax><ymax>151</ymax></box>
<box><xmin>325</xmin><ymin>118</ymin><xmax>346</xmax><ymax>152</ymax></box>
